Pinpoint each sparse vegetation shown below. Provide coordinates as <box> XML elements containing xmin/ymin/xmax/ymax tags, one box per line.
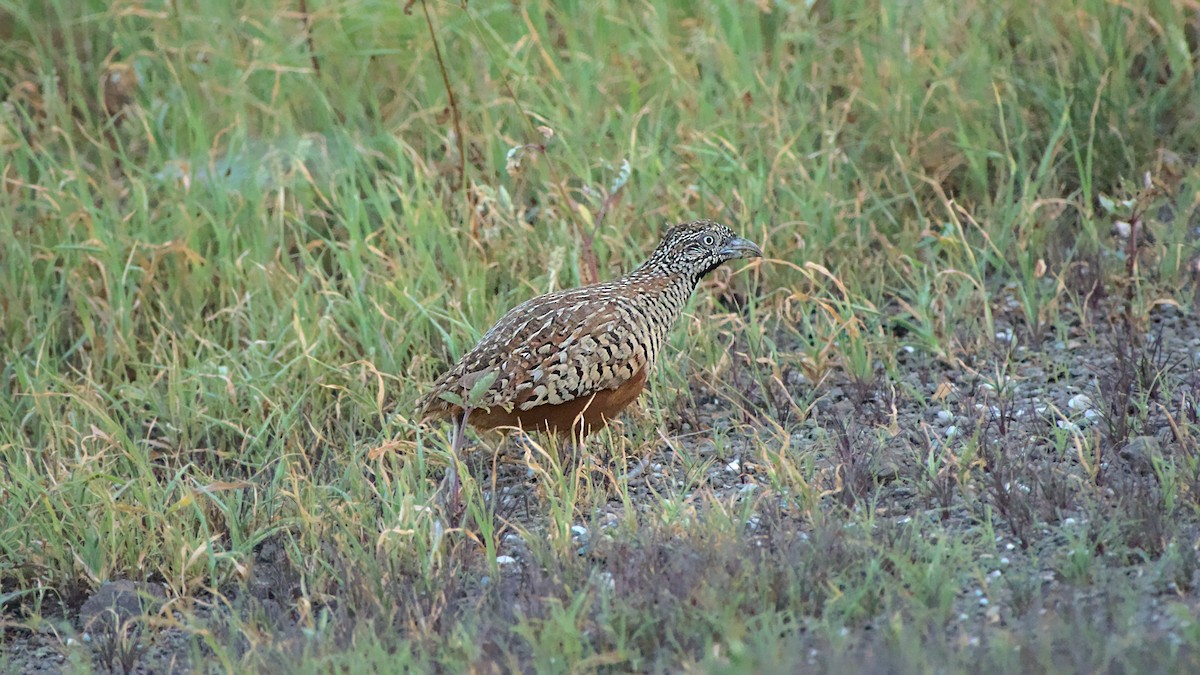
<box><xmin>3</xmin><ymin>0</ymin><xmax>1200</xmax><ymax>671</ymax></box>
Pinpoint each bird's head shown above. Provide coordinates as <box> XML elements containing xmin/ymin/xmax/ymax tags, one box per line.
<box><xmin>641</xmin><ymin>220</ymin><xmax>763</xmax><ymax>279</ymax></box>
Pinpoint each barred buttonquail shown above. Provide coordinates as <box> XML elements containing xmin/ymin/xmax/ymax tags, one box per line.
<box><xmin>420</xmin><ymin>220</ymin><xmax>763</xmax><ymax>439</ymax></box>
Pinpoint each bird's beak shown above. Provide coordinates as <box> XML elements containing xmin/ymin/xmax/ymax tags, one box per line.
<box><xmin>720</xmin><ymin>237</ymin><xmax>764</xmax><ymax>260</ymax></box>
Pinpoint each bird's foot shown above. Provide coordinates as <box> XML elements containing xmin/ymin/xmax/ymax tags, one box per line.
<box><xmin>438</xmin><ymin>467</ymin><xmax>465</xmax><ymax>525</ymax></box>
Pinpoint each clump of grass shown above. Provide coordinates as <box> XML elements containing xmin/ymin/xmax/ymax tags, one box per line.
<box><xmin>91</xmin><ymin>621</ymin><xmax>147</xmax><ymax>675</ymax></box>
<box><xmin>1093</xmin><ymin>322</ymin><xmax>1183</xmax><ymax>452</ymax></box>
<box><xmin>826</xmin><ymin>416</ymin><xmax>881</xmax><ymax>509</ymax></box>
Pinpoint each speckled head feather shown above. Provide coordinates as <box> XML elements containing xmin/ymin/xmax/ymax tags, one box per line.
<box><xmin>419</xmin><ymin>219</ymin><xmax>763</xmax><ymax>436</ymax></box>
<box><xmin>639</xmin><ymin>220</ymin><xmax>760</xmax><ymax>276</ymax></box>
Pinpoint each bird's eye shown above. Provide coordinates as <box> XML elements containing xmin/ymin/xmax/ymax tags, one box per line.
<box><xmin>702</xmin><ymin>235</ymin><xmax>715</xmax><ymax>246</ymax></box>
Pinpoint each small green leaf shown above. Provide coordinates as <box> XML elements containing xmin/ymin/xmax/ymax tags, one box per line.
<box><xmin>610</xmin><ymin>158</ymin><xmax>632</xmax><ymax>194</ymax></box>
<box><xmin>467</xmin><ymin>370</ymin><xmax>499</xmax><ymax>406</ymax></box>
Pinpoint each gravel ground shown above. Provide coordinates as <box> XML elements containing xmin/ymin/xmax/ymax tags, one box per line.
<box><xmin>5</xmin><ymin>302</ymin><xmax>1200</xmax><ymax>672</ymax></box>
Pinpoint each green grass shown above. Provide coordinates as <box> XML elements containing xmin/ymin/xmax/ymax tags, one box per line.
<box><xmin>3</xmin><ymin>0</ymin><xmax>1200</xmax><ymax>671</ymax></box>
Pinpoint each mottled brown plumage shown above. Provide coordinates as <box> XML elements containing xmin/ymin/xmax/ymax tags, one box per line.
<box><xmin>419</xmin><ymin>220</ymin><xmax>763</xmax><ymax>439</ymax></box>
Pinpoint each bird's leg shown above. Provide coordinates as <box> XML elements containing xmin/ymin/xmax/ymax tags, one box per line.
<box><xmin>566</xmin><ymin>399</ymin><xmax>595</xmax><ymax>467</ymax></box>
<box><xmin>564</xmin><ymin>416</ymin><xmax>588</xmax><ymax>472</ymax></box>
<box><xmin>445</xmin><ymin>408</ymin><xmax>471</xmax><ymax>519</ymax></box>
<box><xmin>570</xmin><ymin>425</ymin><xmax>603</xmax><ymax>488</ymax></box>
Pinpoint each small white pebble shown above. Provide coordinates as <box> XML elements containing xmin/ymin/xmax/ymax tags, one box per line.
<box><xmin>999</xmin><ymin>557</ymin><xmax>1010</xmax><ymax>565</ymax></box>
<box><xmin>571</xmin><ymin>525</ymin><xmax>588</xmax><ymax>537</ymax></box>
<box><xmin>980</xmin><ymin>597</ymin><xmax>989</xmax><ymax>606</ymax></box>
<box><xmin>1057</xmin><ymin>420</ymin><xmax>1081</xmax><ymax>433</ymax></box>
<box><xmin>1064</xmin><ymin>517</ymin><xmax>1077</xmax><ymax>526</ymax></box>
<box><xmin>496</xmin><ymin>555</ymin><xmax>517</xmax><ymax>565</ymax></box>
<box><xmin>725</xmin><ymin>459</ymin><xmax>741</xmax><ymax>473</ymax></box>
<box><xmin>936</xmin><ymin>410</ymin><xmax>954</xmax><ymax>424</ymax></box>
<box><xmin>945</xmin><ymin>425</ymin><xmax>959</xmax><ymax>438</ymax></box>
<box><xmin>1067</xmin><ymin>393</ymin><xmax>1093</xmax><ymax>411</ymax></box>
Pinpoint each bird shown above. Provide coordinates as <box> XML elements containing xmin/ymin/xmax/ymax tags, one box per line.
<box><xmin>418</xmin><ymin>219</ymin><xmax>763</xmax><ymax>508</ymax></box>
